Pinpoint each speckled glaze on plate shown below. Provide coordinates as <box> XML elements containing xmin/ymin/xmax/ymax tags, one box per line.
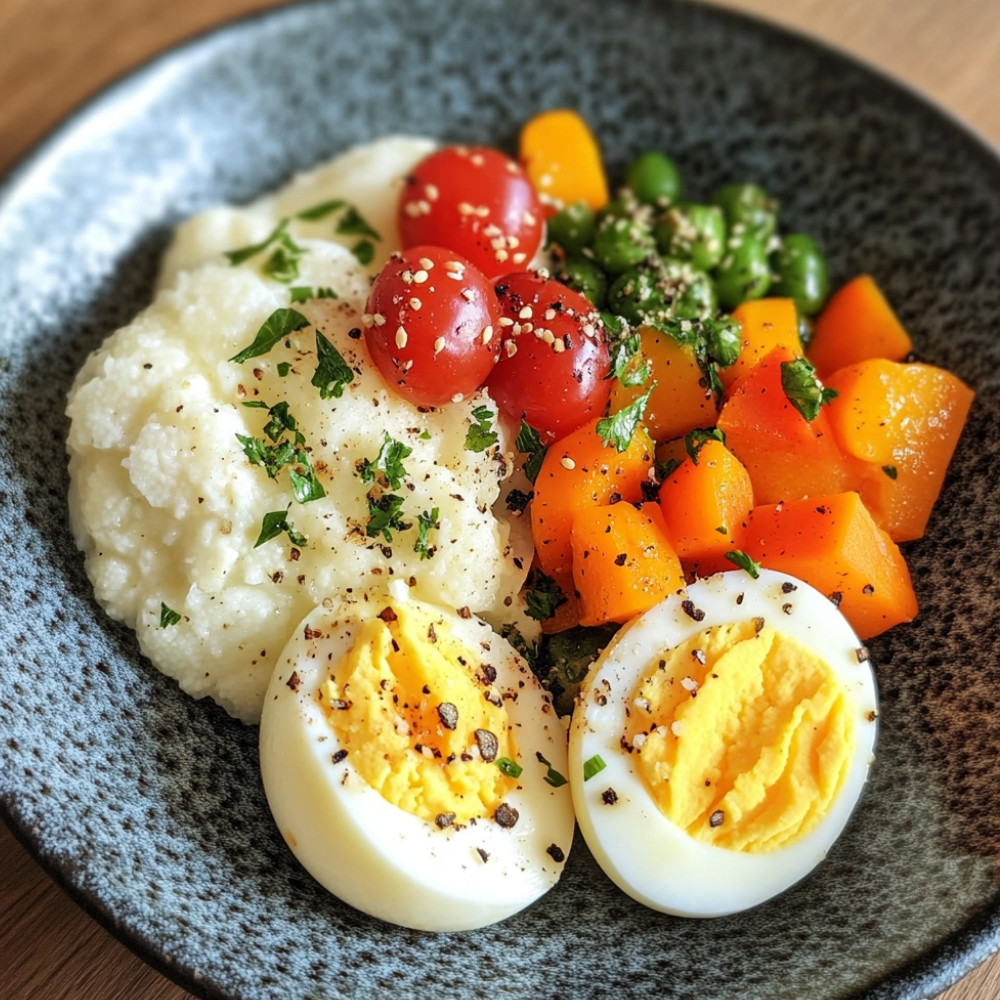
<box><xmin>1</xmin><ymin>1</ymin><xmax>998</xmax><ymax>998</ymax></box>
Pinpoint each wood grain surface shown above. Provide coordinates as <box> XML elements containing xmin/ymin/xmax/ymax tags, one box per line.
<box><xmin>1</xmin><ymin>1</ymin><xmax>998</xmax><ymax>998</ymax></box>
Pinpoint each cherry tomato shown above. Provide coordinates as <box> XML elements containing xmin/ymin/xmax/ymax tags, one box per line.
<box><xmin>486</xmin><ymin>271</ymin><xmax>612</xmax><ymax>441</ymax></box>
<box><xmin>363</xmin><ymin>245</ymin><xmax>501</xmax><ymax>407</ymax></box>
<box><xmin>398</xmin><ymin>146</ymin><xmax>544</xmax><ymax>279</ymax></box>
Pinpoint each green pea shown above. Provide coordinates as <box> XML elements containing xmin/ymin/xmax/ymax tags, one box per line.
<box><xmin>654</xmin><ymin>203</ymin><xmax>727</xmax><ymax>271</ymax></box>
<box><xmin>711</xmin><ymin>183</ymin><xmax>778</xmax><ymax>243</ymax></box>
<box><xmin>592</xmin><ymin>212</ymin><xmax>656</xmax><ymax>274</ymax></box>
<box><xmin>714</xmin><ymin>234</ymin><xmax>771</xmax><ymax>309</ymax></box>
<box><xmin>771</xmin><ymin>233</ymin><xmax>830</xmax><ymax>315</ymax></box>
<box><xmin>556</xmin><ymin>256</ymin><xmax>608</xmax><ymax>309</ymax></box>
<box><xmin>661</xmin><ymin>259</ymin><xmax>718</xmax><ymax>320</ymax></box>
<box><xmin>607</xmin><ymin>268</ymin><xmax>663</xmax><ymax>325</ymax></box>
<box><xmin>547</xmin><ymin>201</ymin><xmax>597</xmax><ymax>256</ymax></box>
<box><xmin>626</xmin><ymin>151</ymin><xmax>682</xmax><ymax>206</ymax></box>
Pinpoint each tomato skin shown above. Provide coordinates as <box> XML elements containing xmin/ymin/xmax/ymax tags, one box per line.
<box><xmin>486</xmin><ymin>271</ymin><xmax>613</xmax><ymax>441</ymax></box>
<box><xmin>398</xmin><ymin>146</ymin><xmax>544</xmax><ymax>279</ymax></box>
<box><xmin>363</xmin><ymin>245</ymin><xmax>501</xmax><ymax>406</ymax></box>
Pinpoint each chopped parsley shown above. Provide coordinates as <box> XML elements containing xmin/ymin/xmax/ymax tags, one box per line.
<box><xmin>725</xmin><ymin>549</ymin><xmax>762</xmax><ymax>579</ymax></box>
<box><xmin>290</xmin><ymin>285</ymin><xmax>339</xmax><ymax>303</ymax></box>
<box><xmin>414</xmin><ymin>507</ymin><xmax>439</xmax><ymax>560</ymax></box>
<box><xmin>516</xmin><ymin>419</ymin><xmax>548</xmax><ymax>483</ymax></box>
<box><xmin>254</xmin><ymin>508</ymin><xmax>307</xmax><ymax>549</ymax></box>
<box><xmin>365</xmin><ymin>493</ymin><xmax>407</xmax><ymax>541</ymax></box>
<box><xmin>336</xmin><ymin>205</ymin><xmax>380</xmax><ymax>240</ymax></box>
<box><xmin>524</xmin><ymin>568</ymin><xmax>564</xmax><ymax>621</ymax></box>
<box><xmin>780</xmin><ymin>357</ymin><xmax>838</xmax><ymax>421</ymax></box>
<box><xmin>496</xmin><ymin>757</ymin><xmax>523</xmax><ymax>779</ymax></box>
<box><xmin>236</xmin><ymin>400</ymin><xmax>325</xmax><ymax>504</ymax></box>
<box><xmin>596</xmin><ymin>382</ymin><xmax>655</xmax><ymax>452</ymax></box>
<box><xmin>311</xmin><ymin>330</ymin><xmax>354</xmax><ymax>400</ymax></box>
<box><xmin>583</xmin><ymin>754</ymin><xmax>607</xmax><ymax>781</ymax></box>
<box><xmin>607</xmin><ymin>330</ymin><xmax>651</xmax><ymax>387</ymax></box>
<box><xmin>499</xmin><ymin>623</ymin><xmax>538</xmax><ymax>669</ymax></box>
<box><xmin>229</xmin><ymin>308</ymin><xmax>310</xmax><ymax>364</ymax></box>
<box><xmin>350</xmin><ymin>240</ymin><xmax>376</xmax><ymax>266</ymax></box>
<box><xmin>276</xmin><ymin>362</ymin><xmax>292</xmax><ymax>378</ymax></box>
<box><xmin>882</xmin><ymin>465</ymin><xmax>898</xmax><ymax>479</ymax></box>
<box><xmin>465</xmin><ymin>405</ymin><xmax>499</xmax><ymax>452</ymax></box>
<box><xmin>684</xmin><ymin>426</ymin><xmax>725</xmax><ymax>464</ymax></box>
<box><xmin>296</xmin><ymin>198</ymin><xmax>347</xmax><ymax>222</ymax></box>
<box><xmin>359</xmin><ymin>434</ymin><xmax>412</xmax><ymax>489</ymax></box>
<box><xmin>159</xmin><ymin>603</ymin><xmax>182</xmax><ymax>628</ymax></box>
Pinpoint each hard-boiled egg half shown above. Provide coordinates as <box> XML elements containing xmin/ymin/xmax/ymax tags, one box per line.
<box><xmin>569</xmin><ymin>568</ymin><xmax>878</xmax><ymax>918</ymax></box>
<box><xmin>259</xmin><ymin>585</ymin><xmax>574</xmax><ymax>931</ymax></box>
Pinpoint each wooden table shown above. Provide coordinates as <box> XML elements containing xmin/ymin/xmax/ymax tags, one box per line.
<box><xmin>1</xmin><ymin>1</ymin><xmax>998</xmax><ymax>997</ymax></box>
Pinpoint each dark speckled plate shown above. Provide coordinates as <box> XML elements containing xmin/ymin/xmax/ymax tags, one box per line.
<box><xmin>2</xmin><ymin>1</ymin><xmax>999</xmax><ymax>998</ymax></box>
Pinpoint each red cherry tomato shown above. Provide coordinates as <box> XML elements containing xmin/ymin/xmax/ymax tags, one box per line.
<box><xmin>486</xmin><ymin>271</ymin><xmax>612</xmax><ymax>441</ymax></box>
<box><xmin>398</xmin><ymin>146</ymin><xmax>544</xmax><ymax>279</ymax></box>
<box><xmin>363</xmin><ymin>245</ymin><xmax>501</xmax><ymax>406</ymax></box>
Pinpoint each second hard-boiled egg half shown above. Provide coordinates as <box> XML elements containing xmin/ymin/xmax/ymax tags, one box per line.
<box><xmin>568</xmin><ymin>568</ymin><xmax>878</xmax><ymax>918</ymax></box>
<box><xmin>259</xmin><ymin>587</ymin><xmax>574</xmax><ymax>931</ymax></box>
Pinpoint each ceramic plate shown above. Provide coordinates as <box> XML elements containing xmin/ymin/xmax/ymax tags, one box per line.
<box><xmin>2</xmin><ymin>1</ymin><xmax>999</xmax><ymax>998</ymax></box>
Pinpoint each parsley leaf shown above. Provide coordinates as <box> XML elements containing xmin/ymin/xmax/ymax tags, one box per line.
<box><xmin>290</xmin><ymin>285</ymin><xmax>339</xmax><ymax>303</ymax></box>
<box><xmin>702</xmin><ymin>316</ymin><xmax>743</xmax><ymax>368</ymax></box>
<box><xmin>684</xmin><ymin>427</ymin><xmax>726</xmax><ymax>464</ymax></box>
<box><xmin>524</xmin><ymin>568</ymin><xmax>564</xmax><ymax>621</ymax></box>
<box><xmin>229</xmin><ymin>308</ymin><xmax>310</xmax><ymax>364</ymax></box>
<box><xmin>725</xmin><ymin>549</ymin><xmax>761</xmax><ymax>579</ymax></box>
<box><xmin>359</xmin><ymin>434</ymin><xmax>413</xmax><ymax>489</ymax></box>
<box><xmin>780</xmin><ymin>357</ymin><xmax>838</xmax><ymax>421</ymax></box>
<box><xmin>254</xmin><ymin>508</ymin><xmax>307</xmax><ymax>548</ymax></box>
<box><xmin>516</xmin><ymin>420</ymin><xmax>548</xmax><ymax>483</ymax></box>
<box><xmin>882</xmin><ymin>465</ymin><xmax>898</xmax><ymax>480</ymax></box>
<box><xmin>312</xmin><ymin>330</ymin><xmax>354</xmax><ymax>399</ymax></box>
<box><xmin>159</xmin><ymin>603</ymin><xmax>182</xmax><ymax>628</ymax></box>
<box><xmin>296</xmin><ymin>198</ymin><xmax>347</xmax><ymax>222</ymax></box>
<box><xmin>414</xmin><ymin>507</ymin><xmax>439</xmax><ymax>560</ymax></box>
<box><xmin>596</xmin><ymin>383</ymin><xmax>656</xmax><ymax>452</ymax></box>
<box><xmin>365</xmin><ymin>493</ymin><xmax>407</xmax><ymax>541</ymax></box>
<box><xmin>465</xmin><ymin>405</ymin><xmax>499</xmax><ymax>452</ymax></box>
<box><xmin>262</xmin><ymin>235</ymin><xmax>305</xmax><ymax>284</ymax></box>
<box><xmin>224</xmin><ymin>220</ymin><xmax>293</xmax><ymax>266</ymax></box>
<box><xmin>351</xmin><ymin>239</ymin><xmax>376</xmax><ymax>266</ymax></box>
<box><xmin>236</xmin><ymin>400</ymin><xmax>325</xmax><ymax>503</ymax></box>
<box><xmin>336</xmin><ymin>205</ymin><xmax>380</xmax><ymax>240</ymax></box>
<box><xmin>608</xmin><ymin>331</ymin><xmax>651</xmax><ymax>387</ymax></box>
<box><xmin>536</xmin><ymin>751</ymin><xmax>568</xmax><ymax>788</ymax></box>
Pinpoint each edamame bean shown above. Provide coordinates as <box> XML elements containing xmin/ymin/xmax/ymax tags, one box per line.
<box><xmin>592</xmin><ymin>212</ymin><xmax>656</xmax><ymax>274</ymax></box>
<box><xmin>711</xmin><ymin>183</ymin><xmax>778</xmax><ymax>243</ymax></box>
<box><xmin>556</xmin><ymin>256</ymin><xmax>608</xmax><ymax>309</ymax></box>
<box><xmin>547</xmin><ymin>201</ymin><xmax>597</xmax><ymax>256</ymax></box>
<box><xmin>714</xmin><ymin>234</ymin><xmax>771</xmax><ymax>309</ymax></box>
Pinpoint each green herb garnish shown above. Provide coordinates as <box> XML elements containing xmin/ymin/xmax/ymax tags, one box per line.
<box><xmin>414</xmin><ymin>507</ymin><xmax>439</xmax><ymax>560</ymax></box>
<box><xmin>159</xmin><ymin>603</ymin><xmax>182</xmax><ymax>628</ymax></box>
<box><xmin>290</xmin><ymin>285</ymin><xmax>339</xmax><ymax>303</ymax></box>
<box><xmin>335</xmin><ymin>205</ymin><xmax>380</xmax><ymax>240</ymax></box>
<box><xmin>516</xmin><ymin>419</ymin><xmax>548</xmax><ymax>483</ymax></box>
<box><xmin>296</xmin><ymin>198</ymin><xmax>347</xmax><ymax>222</ymax></box>
<box><xmin>536</xmin><ymin>752</ymin><xmax>568</xmax><ymax>788</ymax></box>
<box><xmin>229</xmin><ymin>308</ymin><xmax>310</xmax><ymax>364</ymax></box>
<box><xmin>583</xmin><ymin>754</ymin><xmax>607</xmax><ymax>781</ymax></box>
<box><xmin>359</xmin><ymin>434</ymin><xmax>413</xmax><ymax>489</ymax></box>
<box><xmin>524</xmin><ymin>568</ymin><xmax>564</xmax><ymax>621</ymax></box>
<box><xmin>684</xmin><ymin>426</ymin><xmax>726</xmax><ymax>464</ymax></box>
<box><xmin>780</xmin><ymin>357</ymin><xmax>838</xmax><ymax>421</ymax></box>
<box><xmin>311</xmin><ymin>330</ymin><xmax>354</xmax><ymax>400</ymax></box>
<box><xmin>350</xmin><ymin>240</ymin><xmax>376</xmax><ymax>266</ymax></box>
<box><xmin>365</xmin><ymin>493</ymin><xmax>407</xmax><ymax>541</ymax></box>
<box><xmin>254</xmin><ymin>508</ymin><xmax>307</xmax><ymax>549</ymax></box>
<box><xmin>497</xmin><ymin>757</ymin><xmax>523</xmax><ymax>779</ymax></box>
<box><xmin>236</xmin><ymin>400</ymin><xmax>325</xmax><ymax>503</ymax></box>
<box><xmin>465</xmin><ymin>405</ymin><xmax>499</xmax><ymax>452</ymax></box>
<box><xmin>725</xmin><ymin>549</ymin><xmax>761</xmax><ymax>579</ymax></box>
<box><xmin>596</xmin><ymin>383</ymin><xmax>655</xmax><ymax>452</ymax></box>
<box><xmin>882</xmin><ymin>465</ymin><xmax>898</xmax><ymax>480</ymax></box>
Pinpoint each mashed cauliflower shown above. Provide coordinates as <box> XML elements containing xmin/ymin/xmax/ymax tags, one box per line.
<box><xmin>66</xmin><ymin>137</ymin><xmax>535</xmax><ymax>723</ymax></box>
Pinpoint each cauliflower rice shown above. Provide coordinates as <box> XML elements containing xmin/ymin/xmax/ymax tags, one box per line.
<box><xmin>66</xmin><ymin>137</ymin><xmax>535</xmax><ymax>723</ymax></box>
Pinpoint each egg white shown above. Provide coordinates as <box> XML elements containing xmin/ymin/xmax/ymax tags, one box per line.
<box><xmin>259</xmin><ymin>589</ymin><xmax>575</xmax><ymax>931</ymax></box>
<box><xmin>568</xmin><ymin>568</ymin><xmax>878</xmax><ymax>918</ymax></box>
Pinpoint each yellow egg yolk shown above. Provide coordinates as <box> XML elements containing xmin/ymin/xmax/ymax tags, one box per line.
<box><xmin>624</xmin><ymin>619</ymin><xmax>855</xmax><ymax>852</ymax></box>
<box><xmin>319</xmin><ymin>602</ymin><xmax>517</xmax><ymax>825</ymax></box>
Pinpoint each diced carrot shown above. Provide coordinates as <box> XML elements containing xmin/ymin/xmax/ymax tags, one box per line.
<box><xmin>571</xmin><ymin>502</ymin><xmax>684</xmax><ymax>626</ymax></box>
<box><xmin>742</xmin><ymin>491</ymin><xmax>918</xmax><ymax>639</ymax></box>
<box><xmin>531</xmin><ymin>418</ymin><xmax>655</xmax><ymax>598</ymax></box>
<box><xmin>657</xmin><ymin>438</ymin><xmax>754</xmax><ymax>577</ymax></box>
<box><xmin>719</xmin><ymin>298</ymin><xmax>803</xmax><ymax>388</ymax></box>
<box><xmin>824</xmin><ymin>359</ymin><xmax>975</xmax><ymax>542</ymax></box>
<box><xmin>716</xmin><ymin>345</ymin><xmax>862</xmax><ymax>504</ymax></box>
<box><xmin>610</xmin><ymin>326</ymin><xmax>718</xmax><ymax>443</ymax></box>
<box><xmin>807</xmin><ymin>275</ymin><xmax>913</xmax><ymax>378</ymax></box>
<box><xmin>519</xmin><ymin>108</ymin><xmax>610</xmax><ymax>211</ymax></box>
